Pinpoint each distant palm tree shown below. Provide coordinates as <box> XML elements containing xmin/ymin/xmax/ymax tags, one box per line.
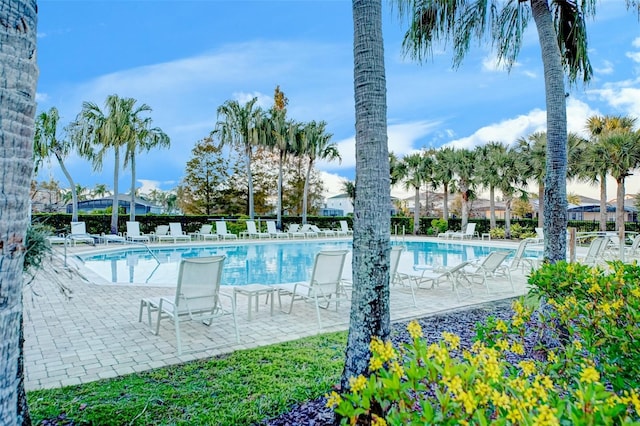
<box><xmin>74</xmin><ymin>184</ymin><xmax>90</xmax><ymax>202</ymax></box>
<box><xmin>495</xmin><ymin>147</ymin><xmax>529</xmax><ymax>238</ymax></box>
<box><xmin>68</xmin><ymin>95</ymin><xmax>152</xmax><ymax>234</ymax></box>
<box><xmin>123</xmin><ymin>108</ymin><xmax>170</xmax><ymax>222</ymax></box>
<box><xmin>516</xmin><ymin>132</ymin><xmax>547</xmax><ymax>228</ymax></box>
<box><xmin>475</xmin><ymin>142</ymin><xmax>507</xmax><ymax>230</ymax></box>
<box><xmin>396</xmin><ymin>152</ymin><xmax>429</xmax><ymax>234</ymax></box>
<box><xmin>451</xmin><ymin>148</ymin><xmax>476</xmax><ymax>229</ymax></box>
<box><xmin>300</xmin><ymin>121</ymin><xmax>340</xmax><ymax>224</ymax></box>
<box><xmin>92</xmin><ymin>183</ymin><xmax>110</xmax><ymax>199</ymax></box>
<box><xmin>433</xmin><ymin>147</ymin><xmax>456</xmax><ymax>221</ymax></box>
<box><xmin>341</xmin><ymin>180</ymin><xmax>356</xmax><ymax>205</ymax></box>
<box><xmin>214</xmin><ymin>97</ymin><xmax>263</xmax><ymax>219</ymax></box>
<box><xmin>33</xmin><ymin>107</ymin><xmax>81</xmax><ymax>221</ymax></box>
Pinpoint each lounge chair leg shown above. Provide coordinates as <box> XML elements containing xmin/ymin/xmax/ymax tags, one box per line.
<box><xmin>175</xmin><ymin>317</ymin><xmax>182</xmax><ymax>355</ymax></box>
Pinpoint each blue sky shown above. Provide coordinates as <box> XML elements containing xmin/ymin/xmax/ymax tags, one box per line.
<box><xmin>35</xmin><ymin>1</ymin><xmax>640</xmax><ymax>199</ymax></box>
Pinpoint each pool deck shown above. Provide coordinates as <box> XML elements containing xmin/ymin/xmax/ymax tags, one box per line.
<box><xmin>24</xmin><ymin>237</ymin><xmax>535</xmax><ymax>391</ymax></box>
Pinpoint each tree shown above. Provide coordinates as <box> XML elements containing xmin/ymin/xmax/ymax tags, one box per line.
<box><xmin>475</xmin><ymin>142</ymin><xmax>507</xmax><ymax>230</ymax></box>
<box><xmin>68</xmin><ymin>95</ymin><xmax>151</xmax><ymax>235</ymax></box>
<box><xmin>91</xmin><ymin>183</ymin><xmax>110</xmax><ymax>199</ymax></box>
<box><xmin>300</xmin><ymin>120</ymin><xmax>340</xmax><ymax>224</ymax></box>
<box><xmin>342</xmin><ymin>179</ymin><xmax>356</xmax><ymax>205</ymax></box>
<box><xmin>33</xmin><ymin>107</ymin><xmax>81</xmax><ymax>221</ymax></box>
<box><xmin>393</xmin><ymin>0</ymin><xmax>616</xmax><ymax>262</ymax></box>
<box><xmin>584</xmin><ymin>115</ymin><xmax>637</xmax><ymax>231</ymax></box>
<box><xmin>451</xmin><ymin>148</ymin><xmax>476</xmax><ymax>229</ymax></box>
<box><xmin>341</xmin><ymin>2</ymin><xmax>391</xmax><ymax>420</ymax></box>
<box><xmin>495</xmin><ymin>147</ymin><xmax>529</xmax><ymax>238</ymax></box>
<box><xmin>517</xmin><ymin>132</ymin><xmax>547</xmax><ymax>228</ymax></box>
<box><xmin>433</xmin><ymin>147</ymin><xmax>456</xmax><ymax>221</ymax></box>
<box><xmin>395</xmin><ymin>152</ymin><xmax>428</xmax><ymax>234</ymax></box>
<box><xmin>123</xmin><ymin>106</ymin><xmax>169</xmax><ymax>222</ymax></box>
<box><xmin>214</xmin><ymin>97</ymin><xmax>263</xmax><ymax>219</ymax></box>
<box><xmin>0</xmin><ymin>1</ymin><xmax>38</xmax><ymax>423</ymax></box>
<box><xmin>178</xmin><ymin>137</ymin><xmax>231</xmax><ymax>215</ymax></box>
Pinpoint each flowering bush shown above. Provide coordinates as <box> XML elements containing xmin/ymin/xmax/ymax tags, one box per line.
<box><xmin>329</xmin><ymin>297</ymin><xmax>640</xmax><ymax>425</ymax></box>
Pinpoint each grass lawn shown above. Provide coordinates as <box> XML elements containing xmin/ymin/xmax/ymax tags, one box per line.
<box><xmin>28</xmin><ymin>332</ymin><xmax>347</xmax><ymax>425</ymax></box>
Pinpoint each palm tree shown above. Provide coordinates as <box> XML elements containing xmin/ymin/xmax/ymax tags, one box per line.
<box><xmin>341</xmin><ymin>180</ymin><xmax>356</xmax><ymax>205</ymax></box>
<box><xmin>516</xmin><ymin>132</ymin><xmax>547</xmax><ymax>227</ymax></box>
<box><xmin>0</xmin><ymin>1</ymin><xmax>38</xmax><ymax>422</ymax></box>
<box><xmin>68</xmin><ymin>95</ymin><xmax>150</xmax><ymax>234</ymax></box>
<box><xmin>496</xmin><ymin>147</ymin><xmax>529</xmax><ymax>238</ymax></box>
<box><xmin>33</xmin><ymin>107</ymin><xmax>81</xmax><ymax>221</ymax></box>
<box><xmin>214</xmin><ymin>98</ymin><xmax>263</xmax><ymax>219</ymax></box>
<box><xmin>300</xmin><ymin>120</ymin><xmax>340</xmax><ymax>224</ymax></box>
<box><xmin>451</xmin><ymin>148</ymin><xmax>476</xmax><ymax>229</ymax></box>
<box><xmin>342</xmin><ymin>0</ymin><xmax>391</xmax><ymax>409</ymax></box>
<box><xmin>74</xmin><ymin>184</ymin><xmax>90</xmax><ymax>202</ymax></box>
<box><xmin>123</xmin><ymin>110</ymin><xmax>170</xmax><ymax>222</ymax></box>
<box><xmin>92</xmin><ymin>183</ymin><xmax>110</xmax><ymax>199</ymax></box>
<box><xmin>433</xmin><ymin>147</ymin><xmax>456</xmax><ymax>221</ymax></box>
<box><xmin>393</xmin><ymin>0</ymin><xmax>605</xmax><ymax>261</ymax></box>
<box><xmin>396</xmin><ymin>152</ymin><xmax>428</xmax><ymax>234</ymax></box>
<box><xmin>475</xmin><ymin>142</ymin><xmax>507</xmax><ymax>230</ymax></box>
<box><xmin>584</xmin><ymin>115</ymin><xmax>637</xmax><ymax>231</ymax></box>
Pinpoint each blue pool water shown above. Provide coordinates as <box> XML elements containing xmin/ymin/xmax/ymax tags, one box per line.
<box><xmin>78</xmin><ymin>240</ymin><xmax>506</xmax><ymax>286</ymax></box>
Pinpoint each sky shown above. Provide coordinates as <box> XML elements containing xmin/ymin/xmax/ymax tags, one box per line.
<box><xmin>35</xmin><ymin>0</ymin><xmax>640</xmax><ymax>201</ymax></box>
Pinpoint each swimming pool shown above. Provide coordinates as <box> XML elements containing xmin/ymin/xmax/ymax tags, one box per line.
<box><xmin>78</xmin><ymin>240</ymin><xmax>506</xmax><ymax>286</ymax></box>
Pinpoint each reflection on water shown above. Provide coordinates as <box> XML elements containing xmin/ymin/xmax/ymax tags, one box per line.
<box><xmin>79</xmin><ymin>240</ymin><xmax>510</xmax><ymax>286</ymax></box>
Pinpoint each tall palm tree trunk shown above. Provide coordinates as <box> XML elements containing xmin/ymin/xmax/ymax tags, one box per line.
<box><xmin>489</xmin><ymin>186</ymin><xmax>496</xmax><ymax>229</ymax></box>
<box><xmin>413</xmin><ymin>186</ymin><xmax>420</xmax><ymax>234</ymax></box>
<box><xmin>442</xmin><ymin>183</ymin><xmax>449</xmax><ymax>221</ymax></box>
<box><xmin>0</xmin><ymin>1</ymin><xmax>38</xmax><ymax>423</ymax></box>
<box><xmin>277</xmin><ymin>151</ymin><xmax>283</xmax><ymax>229</ymax></box>
<box><xmin>537</xmin><ymin>182</ymin><xmax>544</xmax><ymax>228</ymax></box>
<box><xmin>599</xmin><ymin>175</ymin><xmax>607</xmax><ymax>231</ymax></box>
<box><xmin>129</xmin><ymin>152</ymin><xmax>136</xmax><ymax>222</ymax></box>
<box><xmin>111</xmin><ymin>147</ymin><xmax>120</xmax><ymax>234</ymax></box>
<box><xmin>56</xmin><ymin>153</ymin><xmax>78</xmax><ymax>222</ymax></box>
<box><xmin>302</xmin><ymin>160</ymin><xmax>312</xmax><ymax>225</ymax></box>
<box><xmin>245</xmin><ymin>145</ymin><xmax>255</xmax><ymax>219</ymax></box>
<box><xmin>342</xmin><ymin>0</ymin><xmax>391</xmax><ymax>407</ymax></box>
<box><xmin>532</xmin><ymin>0</ymin><xmax>568</xmax><ymax>263</ymax></box>
<box><xmin>616</xmin><ymin>177</ymin><xmax>625</xmax><ymax>238</ymax></box>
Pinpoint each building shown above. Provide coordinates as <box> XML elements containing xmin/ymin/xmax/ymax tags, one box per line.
<box><xmin>323</xmin><ymin>193</ymin><xmax>353</xmax><ymax>216</ymax></box>
<box><xmin>66</xmin><ymin>195</ymin><xmax>162</xmax><ymax>215</ymax></box>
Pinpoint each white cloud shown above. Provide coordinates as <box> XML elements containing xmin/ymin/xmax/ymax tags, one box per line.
<box><xmin>626</xmin><ymin>51</ymin><xmax>640</xmax><ymax>63</ymax></box>
<box><xmin>594</xmin><ymin>60</ymin><xmax>614</xmax><ymax>75</ymax></box>
<box><xmin>633</xmin><ymin>37</ymin><xmax>640</xmax><ymax>48</ymax></box>
<box><xmin>589</xmin><ymin>78</ymin><xmax>640</xmax><ymax>119</ymax></box>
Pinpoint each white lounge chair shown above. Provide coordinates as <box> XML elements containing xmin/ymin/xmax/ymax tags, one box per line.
<box><xmin>343</xmin><ymin>246</ymin><xmax>406</xmax><ymax>301</ymax></box>
<box><xmin>448</xmin><ymin>223</ymin><xmax>477</xmax><ymax>240</ymax></box>
<box><xmin>578</xmin><ymin>236</ymin><xmax>609</xmax><ymax>266</ymax></box>
<box><xmin>276</xmin><ymin>250</ymin><xmax>349</xmax><ymax>329</ymax></box>
<box><xmin>215</xmin><ymin>221</ymin><xmax>238</xmax><ymax>240</ymax></box>
<box><xmin>138</xmin><ymin>255</ymin><xmax>239</xmax><ymax>354</ymax></box>
<box><xmin>287</xmin><ymin>224</ymin><xmax>306</xmax><ymax>239</ymax></box>
<box><xmin>126</xmin><ymin>221</ymin><xmax>151</xmax><ymax>243</ymax></box>
<box><xmin>300</xmin><ymin>224</ymin><xmax>319</xmax><ymax>238</ymax></box>
<box><xmin>309</xmin><ymin>224</ymin><xmax>336</xmax><ymax>237</ymax></box>
<box><xmin>151</xmin><ymin>225</ymin><xmax>169</xmax><ymax>242</ymax></box>
<box><xmin>158</xmin><ymin>223</ymin><xmax>191</xmax><ymax>243</ymax></box>
<box><xmin>68</xmin><ymin>221</ymin><xmax>95</xmax><ymax>246</ymax></box>
<box><xmin>190</xmin><ymin>224</ymin><xmax>218</xmax><ymax>241</ymax></box>
<box><xmin>240</xmin><ymin>220</ymin><xmax>270</xmax><ymax>239</ymax></box>
<box><xmin>534</xmin><ymin>227</ymin><xmax>545</xmax><ymax>243</ymax></box>
<box><xmin>266</xmin><ymin>220</ymin><xmax>289</xmax><ymax>239</ymax></box>
<box><xmin>410</xmin><ymin>260</ymin><xmax>475</xmax><ymax>301</ymax></box>
<box><xmin>338</xmin><ymin>220</ymin><xmax>353</xmax><ymax>236</ymax></box>
<box><xmin>505</xmin><ymin>239</ymin><xmax>542</xmax><ymax>272</ymax></box>
<box><xmin>461</xmin><ymin>251</ymin><xmax>513</xmax><ymax>293</ymax></box>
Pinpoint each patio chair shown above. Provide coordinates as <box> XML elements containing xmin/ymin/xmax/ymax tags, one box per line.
<box><xmin>276</xmin><ymin>249</ymin><xmax>349</xmax><ymax>330</ymax></box>
<box><xmin>342</xmin><ymin>246</ymin><xmax>405</xmax><ymax>301</ymax></box>
<box><xmin>461</xmin><ymin>251</ymin><xmax>513</xmax><ymax>293</ymax></box>
<box><xmin>151</xmin><ymin>225</ymin><xmax>170</xmax><ymax>242</ymax></box>
<box><xmin>138</xmin><ymin>255</ymin><xmax>239</xmax><ymax>354</ymax></box>
<box><xmin>300</xmin><ymin>224</ymin><xmax>319</xmax><ymax>238</ymax></box>
<box><xmin>287</xmin><ymin>223</ymin><xmax>306</xmax><ymax>239</ymax></box>
<box><xmin>409</xmin><ymin>260</ymin><xmax>475</xmax><ymax>301</ymax></box>
<box><xmin>240</xmin><ymin>220</ymin><xmax>270</xmax><ymax>239</ymax></box>
<box><xmin>309</xmin><ymin>224</ymin><xmax>336</xmax><ymax>237</ymax></box>
<box><xmin>68</xmin><ymin>221</ymin><xmax>95</xmax><ymax>246</ymax></box>
<box><xmin>190</xmin><ymin>224</ymin><xmax>218</xmax><ymax>241</ymax></box>
<box><xmin>215</xmin><ymin>221</ymin><xmax>238</xmax><ymax>240</ymax></box>
<box><xmin>266</xmin><ymin>220</ymin><xmax>289</xmax><ymax>239</ymax></box>
<box><xmin>158</xmin><ymin>223</ymin><xmax>192</xmax><ymax>243</ymax></box>
<box><xmin>448</xmin><ymin>223</ymin><xmax>477</xmax><ymax>240</ymax></box>
<box><xmin>534</xmin><ymin>227</ymin><xmax>545</xmax><ymax>243</ymax></box>
<box><xmin>126</xmin><ymin>221</ymin><xmax>151</xmax><ymax>243</ymax></box>
<box><xmin>505</xmin><ymin>239</ymin><xmax>542</xmax><ymax>272</ymax></box>
<box><xmin>578</xmin><ymin>236</ymin><xmax>609</xmax><ymax>266</ymax></box>
<box><xmin>338</xmin><ymin>220</ymin><xmax>353</xmax><ymax>236</ymax></box>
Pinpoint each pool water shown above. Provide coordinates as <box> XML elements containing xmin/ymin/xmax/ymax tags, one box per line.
<box><xmin>78</xmin><ymin>240</ymin><xmax>507</xmax><ymax>286</ymax></box>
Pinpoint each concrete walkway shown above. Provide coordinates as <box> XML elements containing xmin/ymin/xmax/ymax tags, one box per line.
<box><xmin>23</xmin><ymin>238</ymin><xmax>531</xmax><ymax>391</ymax></box>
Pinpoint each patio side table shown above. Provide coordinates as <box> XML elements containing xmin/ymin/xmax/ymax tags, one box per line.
<box><xmin>233</xmin><ymin>284</ymin><xmax>275</xmax><ymax>320</ymax></box>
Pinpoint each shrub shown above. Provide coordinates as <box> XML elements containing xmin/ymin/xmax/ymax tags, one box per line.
<box><xmin>431</xmin><ymin>218</ymin><xmax>448</xmax><ymax>234</ymax></box>
<box><xmin>489</xmin><ymin>227</ymin><xmax>505</xmax><ymax>239</ymax></box>
<box><xmin>528</xmin><ymin>261</ymin><xmax>640</xmax><ymax>390</ymax></box>
<box><xmin>329</xmin><ymin>299</ymin><xmax>640</xmax><ymax>425</ymax></box>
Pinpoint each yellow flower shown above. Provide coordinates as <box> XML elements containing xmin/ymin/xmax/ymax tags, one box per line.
<box><xmin>442</xmin><ymin>331</ymin><xmax>461</xmax><ymax>350</ymax></box>
<box><xmin>631</xmin><ymin>288</ymin><xmax>640</xmax><ymax>298</ymax></box>
<box><xmin>407</xmin><ymin>320</ymin><xmax>423</xmax><ymax>339</ymax></box>
<box><xmin>369</xmin><ymin>356</ymin><xmax>383</xmax><ymax>372</ymax></box>
<box><xmin>457</xmin><ymin>390</ymin><xmax>478</xmax><ymax>414</ymax></box>
<box><xmin>389</xmin><ymin>361</ymin><xmax>404</xmax><ymax>378</ymax></box>
<box><xmin>495</xmin><ymin>319</ymin><xmax>508</xmax><ymax>332</ymax></box>
<box><xmin>510</xmin><ymin>341</ymin><xmax>525</xmax><ymax>356</ymax></box>
<box><xmin>518</xmin><ymin>360</ymin><xmax>536</xmax><ymax>376</ymax></box>
<box><xmin>547</xmin><ymin>351</ymin><xmax>558</xmax><ymax>363</ymax></box>
<box><xmin>348</xmin><ymin>375</ymin><xmax>368</xmax><ymax>393</ymax></box>
<box><xmin>512</xmin><ymin>315</ymin><xmax>525</xmax><ymax>327</ymax></box>
<box><xmin>491</xmin><ymin>390</ymin><xmax>511</xmax><ymax>409</ymax></box>
<box><xmin>484</xmin><ymin>358</ymin><xmax>502</xmax><ymax>381</ymax></box>
<box><xmin>325</xmin><ymin>391</ymin><xmax>342</xmax><ymax>408</ymax></box>
<box><xmin>622</xmin><ymin>389</ymin><xmax>640</xmax><ymax>414</ymax></box>
<box><xmin>371</xmin><ymin>414</ymin><xmax>387</xmax><ymax>426</ymax></box>
<box><xmin>509</xmin><ymin>377</ymin><xmax>527</xmax><ymax>393</ymax></box>
<box><xmin>587</xmin><ymin>283</ymin><xmax>601</xmax><ymax>294</ymax></box>
<box><xmin>579</xmin><ymin>366</ymin><xmax>600</xmax><ymax>385</ymax></box>
<box><xmin>533</xmin><ymin>405</ymin><xmax>559</xmax><ymax>426</ymax></box>
<box><xmin>572</xmin><ymin>340</ymin><xmax>582</xmax><ymax>351</ymax></box>
<box><xmin>599</xmin><ymin>302</ymin><xmax>613</xmax><ymax>316</ymax></box>
<box><xmin>537</xmin><ymin>374</ymin><xmax>554</xmax><ymax>390</ymax></box>
<box><xmin>474</xmin><ymin>380</ymin><xmax>492</xmax><ymax>404</ymax></box>
<box><xmin>506</xmin><ymin>408</ymin><xmax>524</xmax><ymax>423</ymax></box>
<box><xmin>496</xmin><ymin>338</ymin><xmax>510</xmax><ymax>352</ymax></box>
